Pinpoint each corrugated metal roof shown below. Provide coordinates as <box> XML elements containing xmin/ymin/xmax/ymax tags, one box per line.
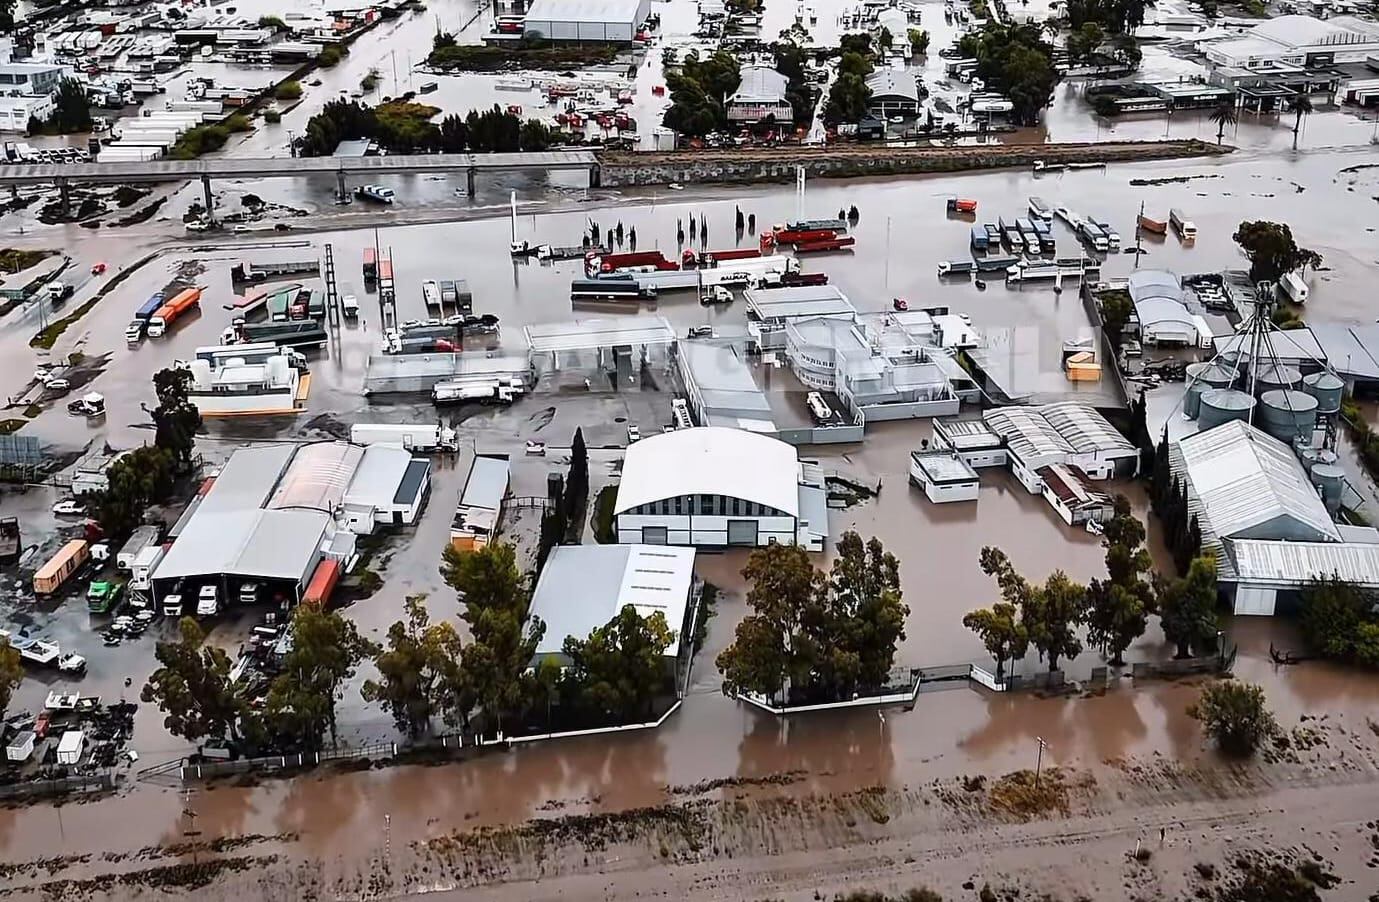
<box><xmin>269</xmin><ymin>441</ymin><xmax>364</xmax><ymax>513</ymax></box>
<box><xmin>1226</xmin><ymin>538</ymin><xmax>1379</xmax><ymax>587</ymax></box>
<box><xmin>342</xmin><ymin>444</ymin><xmax>414</xmax><ymax>510</ymax></box>
<box><xmin>198</xmin><ymin>444</ymin><xmax>295</xmax><ymax>515</ymax></box>
<box><xmin>744</xmin><ymin>285</ymin><xmax>853</xmax><ymax>319</ymax></box>
<box><xmin>1039</xmin><ymin>402</ymin><xmax>1136</xmax><ymax>455</ymax></box>
<box><xmin>1176</xmin><ymin>419</ymin><xmax>1339</xmax><ymax>543</ymax></box>
<box><xmin>731</xmin><ymin>66</ymin><xmax>788</xmax><ymax>104</ymax></box>
<box><xmin>155</xmin><ymin>508</ymin><xmax>330</xmax><ymax>583</ymax></box>
<box><xmin>934</xmin><ymin>418</ymin><xmax>1003</xmax><ymax>450</ymax></box>
<box><xmin>911</xmin><ymin>451</ymin><xmax>978</xmax><ymax>483</ymax></box>
<box><xmin>524</xmin><ymin>0</ymin><xmax>646</xmax><ymax>24</ymax></box>
<box><xmin>983</xmin><ymin>407</ymin><xmax>1075</xmax><ymax>459</ymax></box>
<box><xmin>614</xmin><ymin>426</ymin><xmax>799</xmax><ymax>516</ymax></box>
<box><xmin>530</xmin><ymin>544</ymin><xmax>694</xmax><ymax>657</ymax></box>
<box><xmin>524</xmin><ymin>316</ymin><xmax>676</xmax><ymax>353</ymax></box>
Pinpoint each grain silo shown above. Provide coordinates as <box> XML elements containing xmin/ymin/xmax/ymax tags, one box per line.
<box><xmin>1309</xmin><ymin>463</ymin><xmax>1345</xmax><ymax>515</ymax></box>
<box><xmin>1302</xmin><ymin>371</ymin><xmax>1344</xmax><ymax>418</ymax></box>
<box><xmin>1198</xmin><ymin>388</ymin><xmax>1256</xmax><ymax>431</ymax></box>
<box><xmin>1257</xmin><ymin>389</ymin><xmax>1318</xmax><ymax>444</ymax></box>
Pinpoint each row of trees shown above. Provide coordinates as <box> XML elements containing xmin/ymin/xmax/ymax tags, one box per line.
<box><xmin>824</xmin><ymin>33</ymin><xmax>876</xmax><ymax>125</ymax></box>
<box><xmin>964</xmin><ymin>497</ymin><xmax>1221</xmax><ymax>679</ymax></box>
<box><xmin>300</xmin><ymin>100</ymin><xmax>554</xmax><ymax>157</ymax></box>
<box><xmin>1148</xmin><ymin>431</ymin><xmax>1202</xmax><ymax>577</ymax></box>
<box><xmin>957</xmin><ymin>23</ymin><xmax>1061</xmax><ymax>126</ymax></box>
<box><xmin>1064</xmin><ymin>0</ymin><xmax>1149</xmax><ymax>34</ymax></box>
<box><xmin>663</xmin><ymin>49</ymin><xmax>742</xmax><ymax>137</ymax></box>
<box><xmin>716</xmin><ymin>532</ymin><xmax>908</xmax><ymax>704</ymax></box>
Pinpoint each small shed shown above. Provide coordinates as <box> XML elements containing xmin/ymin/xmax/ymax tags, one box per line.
<box><xmin>56</xmin><ymin>729</ymin><xmax>85</xmax><ymax>765</ymax></box>
<box><xmin>6</xmin><ymin>730</ymin><xmax>35</xmax><ymax>763</ymax></box>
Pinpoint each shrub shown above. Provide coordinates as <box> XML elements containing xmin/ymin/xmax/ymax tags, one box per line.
<box><xmin>226</xmin><ymin>114</ymin><xmax>252</xmax><ymax>133</ymax></box>
<box><xmin>264</xmin><ymin>109</ymin><xmax>282</xmax><ymax>124</ymax></box>
<box><xmin>1188</xmin><ymin>681</ymin><xmax>1277</xmax><ymax>757</ymax></box>
<box><xmin>275</xmin><ymin>80</ymin><xmax>303</xmax><ymax>101</ymax></box>
<box><xmin>319</xmin><ymin>45</ymin><xmax>344</xmax><ymax>67</ymax></box>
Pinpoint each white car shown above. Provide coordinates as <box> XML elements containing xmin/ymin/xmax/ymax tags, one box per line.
<box><xmin>627</xmin><ymin>425</ymin><xmax>641</xmax><ymax>443</ymax></box>
<box><xmin>525</xmin><ymin>440</ymin><xmax>547</xmax><ymax>455</ymax></box>
<box><xmin>43</xmin><ymin>377</ymin><xmax>71</xmax><ymax>392</ymax></box>
<box><xmin>52</xmin><ymin>500</ymin><xmax>86</xmax><ymax>516</ymax></box>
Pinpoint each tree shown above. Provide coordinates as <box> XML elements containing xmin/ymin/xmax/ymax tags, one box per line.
<box><xmin>1099</xmin><ymin>289</ymin><xmax>1133</xmax><ymax>349</ymax></box>
<box><xmin>361</xmin><ymin>596</ymin><xmax>465</xmax><ymax>737</ymax></box>
<box><xmin>824</xmin><ymin>72</ymin><xmax>872</xmax><ymax>125</ymax></box>
<box><xmin>1208</xmin><ymin>100</ymin><xmax>1236</xmax><ymax>144</ymax></box>
<box><xmin>1288</xmin><ymin>94</ymin><xmax>1313</xmax><ymax>148</ymax></box>
<box><xmin>564</xmin><ymin>427</ymin><xmax>588</xmax><ymax>536</ymax></box>
<box><xmin>275</xmin><ymin>81</ymin><xmax>303</xmax><ymax>101</ymax></box>
<box><xmin>1066</xmin><ymin>22</ymin><xmax>1106</xmax><ymax>63</ymax></box>
<box><xmin>1156</xmin><ymin>555</ymin><xmax>1220</xmax><ymax>659</ymax></box>
<box><xmin>443</xmin><ymin>542</ymin><xmax>545</xmax><ymax>731</ymax></box>
<box><xmin>151</xmin><ymin>367</ymin><xmax>201</xmax><ymax>467</ymax></box>
<box><xmin>717</xmin><ymin>543</ymin><xmax>824</xmax><ymax>699</ymax></box>
<box><xmin>958</xmin><ymin>23</ymin><xmax>1061</xmax><ymax>125</ymax></box>
<box><xmin>439</xmin><ymin>113</ymin><xmax>468</xmax><ymax>152</ymax></box>
<box><xmin>266</xmin><ymin>607</ymin><xmax>376</xmax><ymax>750</ymax></box>
<box><xmin>141</xmin><ymin>618</ymin><xmax>248</xmax><ymax>744</ymax></box>
<box><xmin>1086</xmin><ymin>497</ymin><xmax>1151</xmax><ymax>665</ymax></box>
<box><xmin>907</xmin><ymin>28</ymin><xmax>931</xmax><ymax>55</ymax></box>
<box><xmin>772</xmin><ymin>41</ymin><xmax>816</xmax><ymax>125</ymax></box>
<box><xmin>519</xmin><ymin>118</ymin><xmax>554</xmax><ymax>151</ymax></box>
<box><xmin>1188</xmin><ymin>681</ymin><xmax>1276</xmax><ymax>757</ymax></box>
<box><xmin>962</xmin><ymin>603</ymin><xmax>1028</xmax><ymax>681</ymax></box>
<box><xmin>0</xmin><ymin>0</ymin><xmax>16</xmax><ymax>32</ymax></box>
<box><xmin>49</xmin><ymin>78</ymin><xmax>93</xmax><ymax>133</ymax></box>
<box><xmin>258</xmin><ymin>15</ymin><xmax>287</xmax><ymax>31</ymax></box>
<box><xmin>980</xmin><ymin>547</ymin><xmax>1087</xmax><ymax>672</ymax></box>
<box><xmin>837</xmin><ymin>50</ymin><xmax>874</xmax><ymax>79</ymax></box>
<box><xmin>1298</xmin><ymin>577</ymin><xmax>1379</xmax><ymax>667</ymax></box>
<box><xmin>561</xmin><ymin>605</ymin><xmax>675</xmax><ymax>723</ymax></box>
<box><xmin>0</xmin><ymin>638</ymin><xmax>21</xmax><ymax>721</ymax></box>
<box><xmin>1232</xmin><ymin>220</ymin><xmax>1323</xmax><ymax>284</ymax></box>
<box><xmin>822</xmin><ymin>532</ymin><xmax>908</xmax><ymax>691</ymax></box>
<box><xmin>319</xmin><ymin>45</ymin><xmax>343</xmax><ymax>67</ymax></box>
<box><xmin>662</xmin><ymin>49</ymin><xmax>741</xmax><ymax>137</ymax></box>
<box><xmin>878</xmin><ymin>27</ymin><xmax>894</xmax><ymax>53</ymax></box>
<box><xmin>839</xmin><ymin>33</ymin><xmax>874</xmax><ymax>58</ymax></box>
<box><xmin>95</xmin><ymin>445</ymin><xmax>175</xmax><ymax>542</ymax></box>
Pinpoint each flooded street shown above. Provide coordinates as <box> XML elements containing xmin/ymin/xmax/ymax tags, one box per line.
<box><xmin>2</xmin><ymin>2</ymin><xmax>1379</xmax><ymax>895</ymax></box>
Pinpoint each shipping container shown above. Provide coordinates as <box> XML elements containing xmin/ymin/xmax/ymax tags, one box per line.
<box><xmin>363</xmin><ymin>247</ymin><xmax>377</xmax><ymax>282</ymax></box>
<box><xmin>303</xmin><ymin>558</ymin><xmax>341</xmax><ymax>607</ymax></box>
<box><xmin>34</xmin><ymin>540</ymin><xmax>89</xmax><ymax>595</ymax></box>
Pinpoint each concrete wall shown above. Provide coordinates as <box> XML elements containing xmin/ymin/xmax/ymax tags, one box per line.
<box><xmin>776</xmin><ymin>423</ymin><xmax>865</xmax><ymax>445</ymax></box>
<box><xmin>858</xmin><ymin>397</ymin><xmax>961</xmax><ymax>421</ymax></box>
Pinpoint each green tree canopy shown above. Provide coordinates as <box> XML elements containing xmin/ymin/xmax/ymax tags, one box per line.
<box><xmin>95</xmin><ymin>445</ymin><xmax>175</xmax><ymax>542</ymax></box>
<box><xmin>141</xmin><ymin>617</ymin><xmax>248</xmax><ymax>744</ymax></box>
<box><xmin>962</xmin><ymin>602</ymin><xmax>1028</xmax><ymax>681</ymax></box>
<box><xmin>958</xmin><ymin>23</ymin><xmax>1061</xmax><ymax>125</ymax></box>
<box><xmin>50</xmin><ymin>78</ymin><xmax>93</xmax><ymax>133</ymax></box>
<box><xmin>1085</xmin><ymin>496</ymin><xmax>1152</xmax><ymax>665</ymax></box>
<box><xmin>1155</xmin><ymin>554</ymin><xmax>1220</xmax><ymax>659</ymax></box>
<box><xmin>266</xmin><ymin>606</ymin><xmax>376</xmax><ymax>750</ymax></box>
<box><xmin>1298</xmin><ymin>576</ymin><xmax>1379</xmax><ymax>668</ymax></box>
<box><xmin>1188</xmin><ymin>681</ymin><xmax>1276</xmax><ymax>757</ymax></box>
<box><xmin>1232</xmin><ymin>220</ymin><xmax>1322</xmax><ymax>284</ymax></box>
<box><xmin>980</xmin><ymin>547</ymin><xmax>1087</xmax><ymax>672</ymax></box>
<box><xmin>361</xmin><ymin>595</ymin><xmax>466</xmax><ymax>737</ymax></box>
<box><xmin>662</xmin><ymin>49</ymin><xmax>741</xmax><ymax>137</ymax></box>
<box><xmin>823</xmin><ymin>72</ymin><xmax>872</xmax><ymax>125</ymax></box>
<box><xmin>0</xmin><ymin>638</ymin><xmax>21</xmax><ymax>721</ymax></box>
<box><xmin>561</xmin><ymin>604</ymin><xmax>675</xmax><ymax>723</ymax></box>
<box><xmin>152</xmin><ymin>367</ymin><xmax>201</xmax><ymax>467</ymax></box>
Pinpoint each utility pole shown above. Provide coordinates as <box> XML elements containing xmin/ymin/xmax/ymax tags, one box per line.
<box><xmin>391</xmin><ymin>50</ymin><xmax>399</xmax><ymax>97</ymax></box>
<box><xmin>1033</xmin><ymin>736</ymin><xmax>1048</xmax><ymax>791</ymax></box>
<box><xmin>1133</xmin><ymin>200</ymin><xmax>1144</xmax><ymax>269</ymax></box>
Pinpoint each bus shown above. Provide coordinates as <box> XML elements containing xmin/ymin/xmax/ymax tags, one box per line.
<box><xmin>363</xmin><ymin>247</ymin><xmax>377</xmax><ymax>283</ymax></box>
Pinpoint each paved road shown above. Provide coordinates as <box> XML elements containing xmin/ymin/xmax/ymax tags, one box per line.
<box><xmin>0</xmin><ymin>150</ymin><xmax>600</xmax><ymax>186</ymax></box>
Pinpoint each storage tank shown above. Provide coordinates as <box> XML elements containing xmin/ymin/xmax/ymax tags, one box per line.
<box><xmin>267</xmin><ymin>355</ymin><xmax>290</xmax><ymax>386</ymax></box>
<box><xmin>1310</xmin><ymin>463</ymin><xmax>1345</xmax><ymax>515</ymax></box>
<box><xmin>1257</xmin><ymin>389</ymin><xmax>1318</xmax><ymax>444</ymax></box>
<box><xmin>1302</xmin><ymin>370</ymin><xmax>1344</xmax><ymax>417</ymax></box>
<box><xmin>1198</xmin><ymin>388</ymin><xmax>1256</xmax><ymax>430</ymax></box>
<box><xmin>189</xmin><ymin>359</ymin><xmax>213</xmax><ymax>389</ymax></box>
<box><xmin>1184</xmin><ymin>361</ymin><xmax>1237</xmax><ymax>419</ymax></box>
<box><xmin>1250</xmin><ymin>362</ymin><xmax>1301</xmax><ymax>397</ymax></box>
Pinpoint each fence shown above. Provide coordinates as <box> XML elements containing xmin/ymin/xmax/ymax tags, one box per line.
<box><xmin>0</xmin><ymin>772</ymin><xmax>113</xmax><ymax>800</ymax></box>
<box><xmin>181</xmin><ymin>741</ymin><xmax>397</xmax><ymax>781</ymax></box>
<box><xmin>735</xmin><ymin>662</ymin><xmax>1025</xmax><ymax>715</ymax></box>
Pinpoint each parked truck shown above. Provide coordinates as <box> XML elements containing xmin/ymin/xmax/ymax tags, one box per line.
<box><xmin>230</xmin><ymin>258</ymin><xmax>320</xmax><ymax>284</ymax></box>
<box><xmin>238</xmin><ymin>320</ymin><xmax>328</xmax><ymax>348</ymax></box>
<box><xmin>116</xmin><ymin>524</ymin><xmax>161</xmax><ymax>571</ymax></box>
<box><xmin>349</xmin><ymin>423</ymin><xmax>458</xmax><ymax>452</ymax></box>
<box><xmin>129</xmin><ymin>544</ymin><xmax>165</xmax><ymax>592</ymax></box>
<box><xmin>0</xmin><ymin>518</ymin><xmax>19</xmax><ymax>566</ymax></box>
<box><xmin>146</xmin><ymin>287</ymin><xmax>201</xmax><ymax>337</ymax></box>
<box><xmin>431</xmin><ymin>379</ymin><xmax>518</xmax><ymax>405</ymax></box>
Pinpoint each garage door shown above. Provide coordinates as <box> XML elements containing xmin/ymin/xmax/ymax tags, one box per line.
<box><xmin>727</xmin><ymin>520</ymin><xmax>758</xmax><ymax>546</ymax></box>
<box><xmin>642</xmin><ymin>526</ymin><xmax>667</xmax><ymax>545</ymax></box>
<box><xmin>1234</xmin><ymin>585</ymin><xmax>1277</xmax><ymax>616</ymax></box>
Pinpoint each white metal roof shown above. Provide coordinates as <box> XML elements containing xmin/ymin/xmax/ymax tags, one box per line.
<box><xmin>983</xmin><ymin>407</ymin><xmax>1075</xmax><ymax>460</ymax></box>
<box><xmin>530</xmin><ymin>544</ymin><xmax>695</xmax><ymax>657</ymax></box>
<box><xmin>731</xmin><ymin>66</ymin><xmax>789</xmax><ymax>104</ymax></box>
<box><xmin>1177</xmin><ymin>419</ymin><xmax>1339</xmax><ymax>543</ymax></box>
<box><xmin>1038</xmin><ymin>403</ymin><xmax>1137</xmax><ymax>456</ymax></box>
<box><xmin>614</xmin><ymin>426</ymin><xmax>800</xmax><ymax>516</ymax></box>
<box><xmin>866</xmin><ymin>69</ymin><xmax>919</xmax><ymax>102</ymax></box>
<box><xmin>154</xmin><ymin>508</ymin><xmax>331</xmax><ymax>583</ymax></box>
<box><xmin>911</xmin><ymin>451</ymin><xmax>979</xmax><ymax>483</ymax></box>
<box><xmin>460</xmin><ymin>455</ymin><xmax>509</xmax><ymax>510</ymax></box>
<box><xmin>743</xmin><ymin>285</ymin><xmax>853</xmax><ymax>320</ymax></box>
<box><xmin>525</xmin><ymin>0</ymin><xmax>646</xmax><ymax>24</ymax></box>
<box><xmin>198</xmin><ymin>444</ymin><xmax>296</xmax><ymax>515</ymax></box>
<box><xmin>934</xmin><ymin>417</ymin><xmax>1003</xmax><ymax>450</ymax></box>
<box><xmin>524</xmin><ymin>316</ymin><xmax>676</xmax><ymax>353</ymax></box>
<box><xmin>268</xmin><ymin>441</ymin><xmax>364</xmax><ymax>513</ymax></box>
<box><xmin>344</xmin><ymin>444</ymin><xmax>415</xmax><ymax>511</ymax></box>
<box><xmin>1226</xmin><ymin>538</ymin><xmax>1379</xmax><ymax>587</ymax></box>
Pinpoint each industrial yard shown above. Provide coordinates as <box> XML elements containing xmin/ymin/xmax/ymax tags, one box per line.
<box><xmin>1</xmin><ymin>0</ymin><xmax>1379</xmax><ymax>899</ymax></box>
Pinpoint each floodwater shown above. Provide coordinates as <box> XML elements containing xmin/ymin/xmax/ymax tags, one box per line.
<box><xmin>3</xmin><ymin>0</ymin><xmax>1379</xmax><ymax>881</ymax></box>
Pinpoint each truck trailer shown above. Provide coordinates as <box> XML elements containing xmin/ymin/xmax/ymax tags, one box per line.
<box><xmin>349</xmin><ymin>423</ymin><xmax>458</xmax><ymax>452</ymax></box>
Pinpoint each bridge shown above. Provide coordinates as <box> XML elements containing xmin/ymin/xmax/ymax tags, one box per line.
<box><xmin>0</xmin><ymin>150</ymin><xmax>601</xmax><ymax>219</ymax></box>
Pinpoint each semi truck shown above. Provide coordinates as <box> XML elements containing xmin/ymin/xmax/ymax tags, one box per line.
<box><xmin>349</xmin><ymin>423</ymin><xmax>459</xmax><ymax>452</ymax></box>
<box><xmin>129</xmin><ymin>544</ymin><xmax>165</xmax><ymax>592</ymax></box>
<box><xmin>431</xmin><ymin>379</ymin><xmax>518</xmax><ymax>405</ymax></box>
<box><xmin>230</xmin><ymin>258</ymin><xmax>320</xmax><ymax>284</ymax></box>
<box><xmin>147</xmin><ymin>287</ymin><xmax>202</xmax><ymax>337</ymax></box>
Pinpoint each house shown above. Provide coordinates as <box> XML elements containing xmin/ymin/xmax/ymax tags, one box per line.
<box><xmin>727</xmin><ymin>66</ymin><xmax>793</xmax><ymax>125</ymax></box>
<box><xmin>1037</xmin><ymin>463</ymin><xmax>1114</xmax><ymax>526</ymax></box>
<box><xmin>865</xmin><ymin>69</ymin><xmax>921</xmax><ymax>116</ymax></box>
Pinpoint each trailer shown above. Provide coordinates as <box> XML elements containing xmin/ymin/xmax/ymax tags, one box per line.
<box><xmin>1169</xmin><ymin>208</ymin><xmax>1196</xmax><ymax>240</ymax></box>
<box><xmin>793</xmin><ymin>236</ymin><xmax>855</xmax><ymax>254</ymax></box>
<box><xmin>0</xmin><ymin>517</ymin><xmax>19</xmax><ymax>566</ymax></box>
<box><xmin>1028</xmin><ymin>197</ymin><xmax>1053</xmax><ymax>220</ymax></box>
<box><xmin>1279</xmin><ymin>270</ymin><xmax>1309</xmax><ymax>304</ymax></box>
<box><xmin>772</xmin><ymin>226</ymin><xmax>838</xmax><ymax>244</ymax></box>
<box><xmin>239</xmin><ymin>321</ymin><xmax>328</xmax><ymax>348</ymax></box>
<box><xmin>422</xmin><ymin>280</ymin><xmax>441</xmax><ymax>308</ymax></box>
<box><xmin>970</xmin><ymin>224</ymin><xmax>989</xmax><ymax>251</ymax></box>
<box><xmin>134</xmin><ymin>292</ymin><xmax>164</xmax><ymax>322</ymax></box>
<box><xmin>349</xmin><ymin>423</ymin><xmax>458</xmax><ymax>452</ymax></box>
<box><xmin>589</xmin><ymin>250</ymin><xmax>679</xmax><ymax>274</ymax></box>
<box><xmin>34</xmin><ymin>540</ymin><xmax>90</xmax><ymax>595</ymax></box>
<box><xmin>147</xmin><ymin>287</ymin><xmax>201</xmax><ymax>337</ymax></box>
<box><xmin>785</xmin><ymin>218</ymin><xmax>847</xmax><ymax>232</ymax></box>
<box><xmin>116</xmin><ymin>524</ymin><xmax>160</xmax><ymax>571</ymax></box>
<box><xmin>1077</xmin><ymin>220</ymin><xmax>1109</xmax><ymax>252</ymax></box>
<box><xmin>998</xmin><ymin>217</ymin><xmax>1024</xmax><ymax>251</ymax></box>
<box><xmin>230</xmin><ymin>258</ymin><xmax>320</xmax><ymax>284</ymax></box>
<box><xmin>363</xmin><ymin>247</ymin><xmax>377</xmax><ymax>282</ymax></box>
<box><xmin>696</xmin><ymin>248</ymin><xmax>761</xmax><ymax>265</ymax></box>
<box><xmin>303</xmin><ymin>558</ymin><xmax>341</xmax><ymax>608</ymax></box>
<box><xmin>1031</xmin><ymin>218</ymin><xmax>1057</xmax><ymax>253</ymax></box>
<box><xmin>431</xmin><ymin>379</ymin><xmax>518</xmax><ymax>405</ymax></box>
<box><xmin>56</xmin><ymin>730</ymin><xmax>84</xmax><ymax>766</ymax></box>
<box><xmin>129</xmin><ymin>544</ymin><xmax>165</xmax><ymax>591</ymax></box>
<box><xmin>571</xmin><ymin>278</ymin><xmax>656</xmax><ymax>300</ymax></box>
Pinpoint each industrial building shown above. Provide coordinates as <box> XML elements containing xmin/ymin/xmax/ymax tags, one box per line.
<box><xmin>522</xmin><ymin>0</ymin><xmax>650</xmax><ymax>42</ymax></box>
<box><xmin>363</xmin><ymin>353</ymin><xmax>532</xmax><ymax>396</ymax></box>
<box><xmin>528</xmin><ymin>544</ymin><xmax>697</xmax><ymax>668</ymax></box>
<box><xmin>727</xmin><ymin>66</ymin><xmax>793</xmax><ymax>125</ymax></box>
<box><xmin>983</xmin><ymin>403</ymin><xmax>1138</xmax><ymax>488</ymax></box>
<box><xmin>185</xmin><ymin>353</ymin><xmax>304</xmax><ymax>416</ymax></box>
<box><xmin>613</xmin><ymin>426</ymin><xmax>828</xmax><ymax>550</ymax></box>
<box><xmin>1127</xmin><ymin>270</ymin><xmax>1212</xmax><ymax>348</ymax></box>
<box><xmin>909</xmin><ymin>451</ymin><xmax>980</xmax><ymax>503</ymax></box>
<box><xmin>451</xmin><ymin>454</ymin><xmax>510</xmax><ymax>550</ymax></box>
<box><xmin>675</xmin><ymin>341</ymin><xmax>776</xmax><ymax>434</ymax></box>
<box><xmin>150</xmin><ymin>442</ymin><xmax>430</xmax><ymax>605</ymax></box>
<box><xmin>931</xmin><ymin>418</ymin><xmax>1008</xmax><ymax>468</ymax></box>
<box><xmin>744</xmin><ymin>285</ymin><xmax>855</xmax><ymax>351</ymax></box>
<box><xmin>1037</xmin><ymin>463</ymin><xmax>1115</xmax><ymax>526</ymax></box>
<box><xmin>1201</xmin><ymin>14</ymin><xmax>1379</xmax><ymax>70</ymax></box>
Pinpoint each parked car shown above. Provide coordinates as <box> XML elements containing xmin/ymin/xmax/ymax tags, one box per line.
<box><xmin>627</xmin><ymin>424</ymin><xmax>641</xmax><ymax>443</ymax></box>
<box><xmin>52</xmin><ymin>499</ymin><xmax>86</xmax><ymax>516</ymax></box>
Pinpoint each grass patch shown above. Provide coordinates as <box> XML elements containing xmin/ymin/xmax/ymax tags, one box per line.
<box><xmin>0</xmin><ymin>248</ymin><xmax>57</xmax><ymax>272</ymax></box>
<box><xmin>0</xmin><ymin>419</ymin><xmax>27</xmax><ymax>435</ymax></box>
<box><xmin>986</xmin><ymin>768</ymin><xmax>1086</xmax><ymax>820</ymax></box>
<box><xmin>275</xmin><ymin>80</ymin><xmax>302</xmax><ymax>101</ymax></box>
<box><xmin>31</xmin><ymin>295</ymin><xmax>100</xmax><ymax>349</ymax></box>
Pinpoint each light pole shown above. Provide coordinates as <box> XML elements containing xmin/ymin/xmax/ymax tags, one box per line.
<box><xmin>1033</xmin><ymin>736</ymin><xmax>1048</xmax><ymax>790</ymax></box>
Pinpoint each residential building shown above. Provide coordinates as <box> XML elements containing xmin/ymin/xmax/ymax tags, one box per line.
<box><xmin>727</xmin><ymin>66</ymin><xmax>793</xmax><ymax>125</ymax></box>
<box><xmin>865</xmin><ymin>69</ymin><xmax>921</xmax><ymax>115</ymax></box>
<box><xmin>613</xmin><ymin>426</ymin><xmax>827</xmax><ymax>550</ymax></box>
<box><xmin>1037</xmin><ymin>463</ymin><xmax>1115</xmax><ymax>526</ymax></box>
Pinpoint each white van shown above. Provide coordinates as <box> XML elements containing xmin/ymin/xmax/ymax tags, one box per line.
<box><xmin>807</xmin><ymin>391</ymin><xmax>833</xmax><ymax>422</ymax></box>
<box><xmin>1279</xmin><ymin>271</ymin><xmax>1309</xmax><ymax>304</ymax></box>
<box><xmin>161</xmin><ymin>593</ymin><xmax>183</xmax><ymax>618</ymax></box>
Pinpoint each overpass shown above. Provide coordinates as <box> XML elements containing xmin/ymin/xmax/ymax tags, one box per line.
<box><xmin>0</xmin><ymin>150</ymin><xmax>601</xmax><ymax>219</ymax></box>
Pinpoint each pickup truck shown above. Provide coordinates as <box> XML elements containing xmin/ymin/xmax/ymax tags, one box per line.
<box><xmin>45</xmin><ymin>282</ymin><xmax>75</xmax><ymax>304</ymax></box>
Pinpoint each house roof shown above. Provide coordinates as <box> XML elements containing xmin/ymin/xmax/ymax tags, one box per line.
<box><xmin>865</xmin><ymin>69</ymin><xmax>919</xmax><ymax>102</ymax></box>
<box><xmin>615</xmin><ymin>426</ymin><xmax>800</xmax><ymax>516</ymax></box>
<box><xmin>198</xmin><ymin>444</ymin><xmax>295</xmax><ymax>515</ymax></box>
<box><xmin>1176</xmin><ymin>419</ymin><xmax>1339</xmax><ymax>543</ymax></box>
<box><xmin>730</xmin><ymin>66</ymin><xmax>789</xmax><ymax>104</ymax></box>
<box><xmin>530</xmin><ymin>544</ymin><xmax>695</xmax><ymax>657</ymax></box>
<box><xmin>1037</xmin><ymin>463</ymin><xmax>1108</xmax><ymax>507</ymax></box>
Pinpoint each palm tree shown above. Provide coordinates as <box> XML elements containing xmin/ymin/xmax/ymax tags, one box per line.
<box><xmin>1208</xmin><ymin>101</ymin><xmax>1237</xmax><ymax>144</ymax></box>
<box><xmin>1289</xmin><ymin>95</ymin><xmax>1313</xmax><ymax>149</ymax></box>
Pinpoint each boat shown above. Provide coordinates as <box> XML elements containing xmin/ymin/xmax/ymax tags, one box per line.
<box><xmin>419</xmin><ymin>81</ymin><xmax>438</xmax><ymax>94</ymax></box>
<box><xmin>937</xmin><ymin>260</ymin><xmax>975</xmax><ymax>276</ymax></box>
<box><xmin>1137</xmin><ymin>213</ymin><xmax>1167</xmax><ymax>235</ymax></box>
<box><xmin>1028</xmin><ymin>197</ymin><xmax>1053</xmax><ymax>220</ymax></box>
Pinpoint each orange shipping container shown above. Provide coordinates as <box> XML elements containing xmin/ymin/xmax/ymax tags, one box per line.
<box><xmin>34</xmin><ymin>540</ymin><xmax>90</xmax><ymax>595</ymax></box>
<box><xmin>303</xmin><ymin>558</ymin><xmax>341</xmax><ymax>608</ymax></box>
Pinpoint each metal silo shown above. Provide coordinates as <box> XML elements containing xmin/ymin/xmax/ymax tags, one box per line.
<box><xmin>1302</xmin><ymin>371</ymin><xmax>1344</xmax><ymax>417</ymax></box>
<box><xmin>1258</xmin><ymin>389</ymin><xmax>1319</xmax><ymax>444</ymax></box>
<box><xmin>1185</xmin><ymin>362</ymin><xmax>1237</xmax><ymax>420</ymax></box>
<box><xmin>1309</xmin><ymin>463</ymin><xmax>1345</xmax><ymax>515</ymax></box>
<box><xmin>1251</xmin><ymin>362</ymin><xmax>1302</xmax><ymax>397</ymax></box>
<box><xmin>1198</xmin><ymin>388</ymin><xmax>1256</xmax><ymax>430</ymax></box>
